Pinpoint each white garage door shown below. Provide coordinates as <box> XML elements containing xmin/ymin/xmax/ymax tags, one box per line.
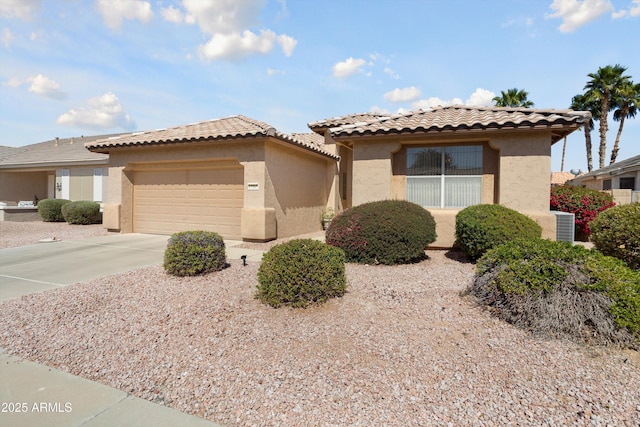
<box><xmin>133</xmin><ymin>166</ymin><xmax>243</xmax><ymax>239</ymax></box>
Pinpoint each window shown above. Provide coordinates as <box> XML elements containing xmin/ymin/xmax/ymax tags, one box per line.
<box><xmin>603</xmin><ymin>179</ymin><xmax>612</xmax><ymax>190</ymax></box>
<box><xmin>406</xmin><ymin>145</ymin><xmax>482</xmax><ymax>208</ymax></box>
<box><xmin>619</xmin><ymin>177</ymin><xmax>635</xmax><ymax>190</ymax></box>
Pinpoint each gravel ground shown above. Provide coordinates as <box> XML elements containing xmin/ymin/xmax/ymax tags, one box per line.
<box><xmin>1</xmin><ymin>224</ymin><xmax>639</xmax><ymax>426</ymax></box>
<box><xmin>0</xmin><ymin>221</ymin><xmax>108</xmax><ymax>249</ymax></box>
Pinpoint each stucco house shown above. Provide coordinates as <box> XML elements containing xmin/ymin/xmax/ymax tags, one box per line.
<box><xmin>568</xmin><ymin>154</ymin><xmax>640</xmax><ymax>204</ymax></box>
<box><xmin>0</xmin><ymin>135</ymin><xmax>116</xmax><ymax>205</ymax></box>
<box><xmin>85</xmin><ymin>115</ymin><xmax>336</xmax><ymax>241</ymax></box>
<box><xmin>85</xmin><ymin>106</ymin><xmax>588</xmax><ymax>247</ymax></box>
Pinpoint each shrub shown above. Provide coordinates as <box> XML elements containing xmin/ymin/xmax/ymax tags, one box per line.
<box><xmin>37</xmin><ymin>198</ymin><xmax>71</xmax><ymax>222</ymax></box>
<box><xmin>163</xmin><ymin>231</ymin><xmax>226</xmax><ymax>276</ymax></box>
<box><xmin>472</xmin><ymin>238</ymin><xmax>640</xmax><ymax>349</ymax></box>
<box><xmin>61</xmin><ymin>200</ymin><xmax>100</xmax><ymax>225</ymax></box>
<box><xmin>550</xmin><ymin>185</ymin><xmax>615</xmax><ymax>235</ymax></box>
<box><xmin>455</xmin><ymin>204</ymin><xmax>542</xmax><ymax>260</ymax></box>
<box><xmin>256</xmin><ymin>239</ymin><xmax>346</xmax><ymax>308</ymax></box>
<box><xmin>325</xmin><ymin>200</ymin><xmax>436</xmax><ymax>265</ymax></box>
<box><xmin>590</xmin><ymin>203</ymin><xmax>640</xmax><ymax>270</ymax></box>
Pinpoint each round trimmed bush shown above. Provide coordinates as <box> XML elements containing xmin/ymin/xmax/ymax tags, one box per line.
<box><xmin>256</xmin><ymin>239</ymin><xmax>346</xmax><ymax>308</ymax></box>
<box><xmin>37</xmin><ymin>198</ymin><xmax>71</xmax><ymax>222</ymax></box>
<box><xmin>590</xmin><ymin>203</ymin><xmax>640</xmax><ymax>270</ymax></box>
<box><xmin>325</xmin><ymin>200</ymin><xmax>436</xmax><ymax>265</ymax></box>
<box><xmin>163</xmin><ymin>231</ymin><xmax>226</xmax><ymax>276</ymax></box>
<box><xmin>61</xmin><ymin>200</ymin><xmax>100</xmax><ymax>225</ymax></box>
<box><xmin>455</xmin><ymin>204</ymin><xmax>542</xmax><ymax>260</ymax></box>
<box><xmin>472</xmin><ymin>238</ymin><xmax>640</xmax><ymax>349</ymax></box>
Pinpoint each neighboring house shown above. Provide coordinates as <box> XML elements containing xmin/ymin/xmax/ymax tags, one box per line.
<box><xmin>309</xmin><ymin>105</ymin><xmax>588</xmax><ymax>247</ymax></box>
<box><xmin>85</xmin><ymin>116</ymin><xmax>337</xmax><ymax>241</ymax></box>
<box><xmin>0</xmin><ymin>135</ymin><xmax>115</xmax><ymax>204</ymax></box>
<box><xmin>568</xmin><ymin>154</ymin><xmax>640</xmax><ymax>204</ymax></box>
<box><xmin>86</xmin><ymin>106</ymin><xmax>587</xmax><ymax>247</ymax></box>
<box><xmin>551</xmin><ymin>171</ymin><xmax>580</xmax><ymax>187</ymax></box>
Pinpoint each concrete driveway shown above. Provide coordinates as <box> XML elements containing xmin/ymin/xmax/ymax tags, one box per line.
<box><xmin>0</xmin><ymin>233</ymin><xmax>264</xmax><ymax>301</ymax></box>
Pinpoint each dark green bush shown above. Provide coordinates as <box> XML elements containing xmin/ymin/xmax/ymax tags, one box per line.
<box><xmin>590</xmin><ymin>203</ymin><xmax>640</xmax><ymax>270</ymax></box>
<box><xmin>455</xmin><ymin>204</ymin><xmax>542</xmax><ymax>260</ymax></box>
<box><xmin>550</xmin><ymin>184</ymin><xmax>615</xmax><ymax>235</ymax></box>
<box><xmin>61</xmin><ymin>200</ymin><xmax>100</xmax><ymax>225</ymax></box>
<box><xmin>37</xmin><ymin>198</ymin><xmax>71</xmax><ymax>222</ymax></box>
<box><xmin>472</xmin><ymin>238</ymin><xmax>640</xmax><ymax>348</ymax></box>
<box><xmin>256</xmin><ymin>239</ymin><xmax>346</xmax><ymax>308</ymax></box>
<box><xmin>163</xmin><ymin>231</ymin><xmax>226</xmax><ymax>276</ymax></box>
<box><xmin>325</xmin><ymin>200</ymin><xmax>436</xmax><ymax>265</ymax></box>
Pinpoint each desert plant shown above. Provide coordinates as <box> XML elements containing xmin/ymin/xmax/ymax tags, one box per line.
<box><xmin>37</xmin><ymin>198</ymin><xmax>71</xmax><ymax>222</ymax></box>
<box><xmin>472</xmin><ymin>238</ymin><xmax>640</xmax><ymax>348</ymax></box>
<box><xmin>455</xmin><ymin>204</ymin><xmax>542</xmax><ymax>260</ymax></box>
<box><xmin>256</xmin><ymin>239</ymin><xmax>346</xmax><ymax>308</ymax></box>
<box><xmin>550</xmin><ymin>185</ymin><xmax>615</xmax><ymax>235</ymax></box>
<box><xmin>590</xmin><ymin>203</ymin><xmax>640</xmax><ymax>270</ymax></box>
<box><xmin>325</xmin><ymin>199</ymin><xmax>436</xmax><ymax>265</ymax></box>
<box><xmin>61</xmin><ymin>200</ymin><xmax>100</xmax><ymax>225</ymax></box>
<box><xmin>163</xmin><ymin>231</ymin><xmax>226</xmax><ymax>276</ymax></box>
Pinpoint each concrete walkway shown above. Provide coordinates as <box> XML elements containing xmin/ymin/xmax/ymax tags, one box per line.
<box><xmin>0</xmin><ymin>233</ymin><xmax>265</xmax><ymax>427</ymax></box>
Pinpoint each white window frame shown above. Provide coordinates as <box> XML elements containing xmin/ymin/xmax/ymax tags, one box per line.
<box><xmin>406</xmin><ymin>146</ymin><xmax>482</xmax><ymax>209</ymax></box>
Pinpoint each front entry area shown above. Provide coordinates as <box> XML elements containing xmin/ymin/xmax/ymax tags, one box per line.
<box><xmin>132</xmin><ymin>161</ymin><xmax>244</xmax><ymax>239</ymax></box>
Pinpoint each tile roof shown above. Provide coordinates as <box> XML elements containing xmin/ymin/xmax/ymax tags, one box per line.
<box><xmin>327</xmin><ymin>105</ymin><xmax>590</xmax><ymax>143</ymax></box>
<box><xmin>308</xmin><ymin>112</ymin><xmax>387</xmax><ymax>131</ymax></box>
<box><xmin>290</xmin><ymin>132</ymin><xmax>325</xmax><ymax>150</ymax></box>
<box><xmin>551</xmin><ymin>171</ymin><xmax>580</xmax><ymax>185</ymax></box>
<box><xmin>0</xmin><ymin>146</ymin><xmax>20</xmax><ymax>161</ymax></box>
<box><xmin>571</xmin><ymin>154</ymin><xmax>640</xmax><ymax>179</ymax></box>
<box><xmin>86</xmin><ymin>115</ymin><xmax>337</xmax><ymax>159</ymax></box>
<box><xmin>0</xmin><ymin>135</ymin><xmax>113</xmax><ymax>169</ymax></box>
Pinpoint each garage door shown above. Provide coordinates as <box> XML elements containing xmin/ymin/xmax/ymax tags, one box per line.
<box><xmin>133</xmin><ymin>166</ymin><xmax>243</xmax><ymax>239</ymax></box>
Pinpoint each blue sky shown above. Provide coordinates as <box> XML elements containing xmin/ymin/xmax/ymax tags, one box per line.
<box><xmin>1</xmin><ymin>0</ymin><xmax>638</xmax><ymax>173</ymax></box>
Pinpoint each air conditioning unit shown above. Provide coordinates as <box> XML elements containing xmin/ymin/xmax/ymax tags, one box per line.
<box><xmin>552</xmin><ymin>211</ymin><xmax>575</xmax><ymax>243</ymax></box>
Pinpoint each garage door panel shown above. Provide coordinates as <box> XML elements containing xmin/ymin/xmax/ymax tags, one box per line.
<box><xmin>133</xmin><ymin>166</ymin><xmax>243</xmax><ymax>239</ymax></box>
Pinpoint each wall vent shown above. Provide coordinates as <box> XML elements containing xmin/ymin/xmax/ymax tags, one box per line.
<box><xmin>552</xmin><ymin>211</ymin><xmax>575</xmax><ymax>243</ymax></box>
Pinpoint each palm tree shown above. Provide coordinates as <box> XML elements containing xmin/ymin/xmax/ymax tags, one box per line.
<box><xmin>570</xmin><ymin>93</ymin><xmax>598</xmax><ymax>172</ymax></box>
<box><xmin>610</xmin><ymin>81</ymin><xmax>640</xmax><ymax>164</ymax></box>
<box><xmin>492</xmin><ymin>88</ymin><xmax>535</xmax><ymax>108</ymax></box>
<box><xmin>583</xmin><ymin>64</ymin><xmax>632</xmax><ymax>168</ymax></box>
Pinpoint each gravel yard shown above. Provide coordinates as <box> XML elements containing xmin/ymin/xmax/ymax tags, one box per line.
<box><xmin>0</xmin><ymin>221</ymin><xmax>108</xmax><ymax>249</ymax></box>
<box><xmin>1</xmin><ymin>222</ymin><xmax>639</xmax><ymax>426</ymax></box>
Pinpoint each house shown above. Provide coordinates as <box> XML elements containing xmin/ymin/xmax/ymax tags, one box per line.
<box><xmin>85</xmin><ymin>116</ymin><xmax>337</xmax><ymax>241</ymax></box>
<box><xmin>0</xmin><ymin>135</ymin><xmax>116</xmax><ymax>205</ymax></box>
<box><xmin>85</xmin><ymin>106</ymin><xmax>588</xmax><ymax>247</ymax></box>
<box><xmin>568</xmin><ymin>154</ymin><xmax>640</xmax><ymax>204</ymax></box>
<box><xmin>310</xmin><ymin>105</ymin><xmax>589</xmax><ymax>247</ymax></box>
<box><xmin>551</xmin><ymin>171</ymin><xmax>580</xmax><ymax>187</ymax></box>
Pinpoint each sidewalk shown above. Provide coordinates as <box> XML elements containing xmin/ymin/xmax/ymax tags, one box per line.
<box><xmin>1</xmin><ymin>233</ymin><xmax>266</xmax><ymax>427</ymax></box>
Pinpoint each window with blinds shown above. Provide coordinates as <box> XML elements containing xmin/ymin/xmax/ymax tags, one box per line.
<box><xmin>406</xmin><ymin>146</ymin><xmax>482</xmax><ymax>208</ymax></box>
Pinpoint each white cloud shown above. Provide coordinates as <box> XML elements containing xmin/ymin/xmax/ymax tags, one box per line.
<box><xmin>332</xmin><ymin>57</ymin><xmax>366</xmax><ymax>79</ymax></box>
<box><xmin>546</xmin><ymin>0</ymin><xmax>613</xmax><ymax>32</ymax></box>
<box><xmin>384</xmin><ymin>67</ymin><xmax>400</xmax><ymax>79</ymax></box>
<box><xmin>28</xmin><ymin>74</ymin><xmax>67</xmax><ymax>100</ymax></box>
<box><xmin>199</xmin><ymin>29</ymin><xmax>278</xmax><ymax>61</ymax></box>
<box><xmin>0</xmin><ymin>0</ymin><xmax>42</xmax><ymax>20</ymax></box>
<box><xmin>384</xmin><ymin>86</ymin><xmax>422</xmax><ymax>103</ymax></box>
<box><xmin>97</xmin><ymin>0</ymin><xmax>153</xmax><ymax>30</ymax></box>
<box><xmin>57</xmin><ymin>92</ymin><xmax>136</xmax><ymax>130</ymax></box>
<box><xmin>465</xmin><ymin>88</ymin><xmax>495</xmax><ymax>106</ymax></box>
<box><xmin>631</xmin><ymin>0</ymin><xmax>640</xmax><ymax>16</ymax></box>
<box><xmin>369</xmin><ymin>105</ymin><xmax>390</xmax><ymax>114</ymax></box>
<box><xmin>2</xmin><ymin>27</ymin><xmax>13</xmax><ymax>48</ymax></box>
<box><xmin>182</xmin><ymin>0</ymin><xmax>262</xmax><ymax>35</ymax></box>
<box><xmin>276</xmin><ymin>34</ymin><xmax>297</xmax><ymax>57</ymax></box>
<box><xmin>3</xmin><ymin>77</ymin><xmax>23</xmax><ymax>87</ymax></box>
<box><xmin>267</xmin><ymin>68</ymin><xmax>285</xmax><ymax>76</ymax></box>
<box><xmin>412</xmin><ymin>97</ymin><xmax>455</xmax><ymax>110</ymax></box>
<box><xmin>161</xmin><ymin>5</ymin><xmax>185</xmax><ymax>24</ymax></box>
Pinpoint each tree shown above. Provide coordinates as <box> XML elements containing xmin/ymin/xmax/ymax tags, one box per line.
<box><xmin>583</xmin><ymin>64</ymin><xmax>632</xmax><ymax>168</ymax></box>
<box><xmin>610</xmin><ymin>82</ymin><xmax>640</xmax><ymax>164</ymax></box>
<box><xmin>570</xmin><ymin>93</ymin><xmax>598</xmax><ymax>172</ymax></box>
<box><xmin>493</xmin><ymin>88</ymin><xmax>534</xmax><ymax>108</ymax></box>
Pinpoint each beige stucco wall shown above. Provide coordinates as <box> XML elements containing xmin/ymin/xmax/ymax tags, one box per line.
<box><xmin>102</xmin><ymin>138</ymin><xmax>333</xmax><ymax>240</ymax></box>
<box><xmin>0</xmin><ymin>171</ymin><xmax>47</xmax><ymax>202</ymax></box>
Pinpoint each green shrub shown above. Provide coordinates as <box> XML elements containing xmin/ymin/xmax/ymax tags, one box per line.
<box><xmin>163</xmin><ymin>231</ymin><xmax>226</xmax><ymax>276</ymax></box>
<box><xmin>325</xmin><ymin>200</ymin><xmax>436</xmax><ymax>265</ymax></box>
<box><xmin>256</xmin><ymin>239</ymin><xmax>346</xmax><ymax>308</ymax></box>
<box><xmin>550</xmin><ymin>185</ymin><xmax>615</xmax><ymax>235</ymax></box>
<box><xmin>37</xmin><ymin>198</ymin><xmax>71</xmax><ymax>222</ymax></box>
<box><xmin>472</xmin><ymin>238</ymin><xmax>640</xmax><ymax>348</ymax></box>
<box><xmin>590</xmin><ymin>203</ymin><xmax>640</xmax><ymax>270</ymax></box>
<box><xmin>455</xmin><ymin>204</ymin><xmax>542</xmax><ymax>260</ymax></box>
<box><xmin>61</xmin><ymin>200</ymin><xmax>100</xmax><ymax>225</ymax></box>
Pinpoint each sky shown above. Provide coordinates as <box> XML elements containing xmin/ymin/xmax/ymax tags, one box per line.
<box><xmin>0</xmin><ymin>0</ymin><xmax>639</xmax><ymax>174</ymax></box>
